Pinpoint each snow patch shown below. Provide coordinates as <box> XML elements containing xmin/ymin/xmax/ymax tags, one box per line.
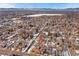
<box><xmin>27</xmin><ymin>14</ymin><xmax>63</xmax><ymax>17</ymax></box>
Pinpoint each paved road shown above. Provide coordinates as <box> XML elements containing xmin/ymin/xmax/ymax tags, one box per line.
<box><xmin>22</xmin><ymin>20</ymin><xmax>51</xmax><ymax>53</ymax></box>
<box><xmin>62</xmin><ymin>43</ymin><xmax>71</xmax><ymax>56</ymax></box>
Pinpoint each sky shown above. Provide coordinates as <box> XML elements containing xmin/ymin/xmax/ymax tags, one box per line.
<box><xmin>0</xmin><ymin>3</ymin><xmax>79</xmax><ymax>9</ymax></box>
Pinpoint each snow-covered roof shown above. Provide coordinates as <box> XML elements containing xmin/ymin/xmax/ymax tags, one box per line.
<box><xmin>75</xmin><ymin>50</ymin><xmax>79</xmax><ymax>54</ymax></box>
<box><xmin>76</xmin><ymin>38</ymin><xmax>79</xmax><ymax>40</ymax></box>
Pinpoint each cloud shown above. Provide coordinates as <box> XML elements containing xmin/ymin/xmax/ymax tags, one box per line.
<box><xmin>0</xmin><ymin>3</ymin><xmax>16</xmax><ymax>8</ymax></box>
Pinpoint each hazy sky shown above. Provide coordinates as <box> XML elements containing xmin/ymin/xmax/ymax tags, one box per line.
<box><xmin>0</xmin><ymin>3</ymin><xmax>79</xmax><ymax>9</ymax></box>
